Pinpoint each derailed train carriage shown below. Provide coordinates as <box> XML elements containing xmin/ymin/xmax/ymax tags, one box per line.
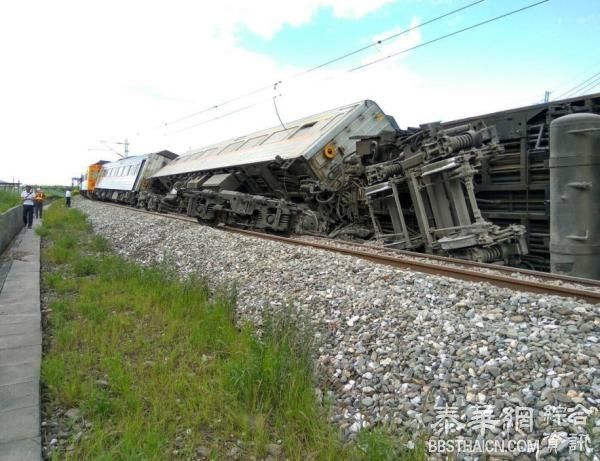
<box><xmin>85</xmin><ymin>92</ymin><xmax>600</xmax><ymax>276</ymax></box>
<box><xmin>94</xmin><ymin>150</ymin><xmax>178</xmax><ymax>203</ymax></box>
<box><xmin>439</xmin><ymin>92</ymin><xmax>600</xmax><ymax>271</ymax></box>
<box><xmin>142</xmin><ymin>100</ymin><xmax>528</xmax><ymax>265</ymax></box>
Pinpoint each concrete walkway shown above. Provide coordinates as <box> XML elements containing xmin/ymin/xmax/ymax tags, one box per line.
<box><xmin>0</xmin><ymin>221</ymin><xmax>41</xmax><ymax>461</ymax></box>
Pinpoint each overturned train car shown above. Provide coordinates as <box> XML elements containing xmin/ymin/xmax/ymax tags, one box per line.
<box><xmin>439</xmin><ymin>92</ymin><xmax>600</xmax><ymax>271</ymax></box>
<box><xmin>142</xmin><ymin>100</ymin><xmax>527</xmax><ymax>265</ymax></box>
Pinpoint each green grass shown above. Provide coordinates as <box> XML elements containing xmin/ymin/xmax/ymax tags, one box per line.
<box><xmin>0</xmin><ymin>189</ymin><xmax>21</xmax><ymax>213</ymax></box>
<box><xmin>40</xmin><ymin>202</ymin><xmax>425</xmax><ymax>460</ymax></box>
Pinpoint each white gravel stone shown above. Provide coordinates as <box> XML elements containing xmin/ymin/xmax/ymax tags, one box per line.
<box><xmin>75</xmin><ymin>199</ymin><xmax>600</xmax><ymax>446</ymax></box>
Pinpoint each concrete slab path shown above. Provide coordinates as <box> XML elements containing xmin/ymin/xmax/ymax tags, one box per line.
<box><xmin>0</xmin><ymin>221</ymin><xmax>41</xmax><ymax>461</ymax></box>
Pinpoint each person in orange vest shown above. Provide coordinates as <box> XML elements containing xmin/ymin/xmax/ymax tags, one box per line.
<box><xmin>34</xmin><ymin>188</ymin><xmax>46</xmax><ymax>219</ymax></box>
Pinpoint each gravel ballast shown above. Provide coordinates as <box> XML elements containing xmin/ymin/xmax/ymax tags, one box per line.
<box><xmin>75</xmin><ymin>199</ymin><xmax>599</xmax><ymax>458</ymax></box>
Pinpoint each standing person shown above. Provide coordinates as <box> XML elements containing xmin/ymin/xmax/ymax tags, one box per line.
<box><xmin>65</xmin><ymin>189</ymin><xmax>72</xmax><ymax>208</ymax></box>
<box><xmin>34</xmin><ymin>187</ymin><xmax>46</xmax><ymax>219</ymax></box>
<box><xmin>21</xmin><ymin>185</ymin><xmax>35</xmax><ymax>229</ymax></box>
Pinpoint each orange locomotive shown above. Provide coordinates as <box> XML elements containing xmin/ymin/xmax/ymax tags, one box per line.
<box><xmin>80</xmin><ymin>161</ymin><xmax>108</xmax><ymax>198</ymax></box>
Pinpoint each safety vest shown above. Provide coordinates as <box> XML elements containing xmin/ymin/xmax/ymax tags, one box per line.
<box><xmin>35</xmin><ymin>192</ymin><xmax>45</xmax><ymax>202</ymax></box>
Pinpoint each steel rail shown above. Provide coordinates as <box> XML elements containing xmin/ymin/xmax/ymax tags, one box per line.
<box><xmin>98</xmin><ymin>202</ymin><xmax>600</xmax><ymax>304</ymax></box>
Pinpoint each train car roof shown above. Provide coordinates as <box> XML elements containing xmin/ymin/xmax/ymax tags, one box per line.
<box><xmin>153</xmin><ymin>100</ymin><xmax>397</xmax><ymax>178</ymax></box>
<box><xmin>101</xmin><ymin>150</ymin><xmax>177</xmax><ymax>169</ymax></box>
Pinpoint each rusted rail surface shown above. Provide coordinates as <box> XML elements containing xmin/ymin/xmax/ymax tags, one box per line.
<box><xmin>98</xmin><ymin>202</ymin><xmax>600</xmax><ymax>304</ymax></box>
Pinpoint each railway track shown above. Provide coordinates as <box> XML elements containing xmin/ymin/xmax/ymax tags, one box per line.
<box><xmin>98</xmin><ymin>201</ymin><xmax>600</xmax><ymax>304</ymax></box>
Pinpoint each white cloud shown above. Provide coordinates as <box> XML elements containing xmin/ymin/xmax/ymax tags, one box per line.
<box><xmin>367</xmin><ymin>16</ymin><xmax>422</xmax><ymax>64</ymax></box>
<box><xmin>223</xmin><ymin>0</ymin><xmax>396</xmax><ymax>38</ymax></box>
<box><xmin>0</xmin><ymin>0</ymin><xmax>567</xmax><ymax>185</ymax></box>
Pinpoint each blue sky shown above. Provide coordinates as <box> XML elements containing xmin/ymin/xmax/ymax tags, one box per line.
<box><xmin>236</xmin><ymin>0</ymin><xmax>600</xmax><ymax>104</ymax></box>
<box><xmin>2</xmin><ymin>0</ymin><xmax>599</xmax><ymax>184</ymax></box>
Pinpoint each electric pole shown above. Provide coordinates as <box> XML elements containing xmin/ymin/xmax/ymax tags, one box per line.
<box><xmin>116</xmin><ymin>138</ymin><xmax>129</xmax><ymax>157</ymax></box>
<box><xmin>544</xmin><ymin>91</ymin><xmax>550</xmax><ymax>103</ymax></box>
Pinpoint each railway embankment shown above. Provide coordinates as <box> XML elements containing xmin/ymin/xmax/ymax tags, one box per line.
<box><xmin>75</xmin><ymin>198</ymin><xmax>600</xmax><ymax>459</ymax></box>
<box><xmin>40</xmin><ymin>202</ymin><xmax>414</xmax><ymax>460</ymax></box>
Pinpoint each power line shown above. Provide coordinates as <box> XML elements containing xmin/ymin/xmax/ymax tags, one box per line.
<box><xmin>158</xmin><ymin>0</ymin><xmax>488</xmax><ymax>130</ymax></box>
<box><xmin>161</xmin><ymin>0</ymin><xmax>551</xmax><ymax>137</ymax></box>
<box><xmin>544</xmin><ymin>59</ymin><xmax>600</xmax><ymax>98</ymax></box>
<box><xmin>554</xmin><ymin>70</ymin><xmax>600</xmax><ymax>100</ymax></box>
<box><xmin>572</xmin><ymin>74</ymin><xmax>600</xmax><ymax>97</ymax></box>
<box><xmin>287</xmin><ymin>0</ymin><xmax>488</xmax><ymax>79</ymax></box>
<box><xmin>159</xmin><ymin>84</ymin><xmax>275</xmax><ymax>128</ymax></box>
<box><xmin>585</xmin><ymin>79</ymin><xmax>600</xmax><ymax>95</ymax></box>
<box><xmin>166</xmin><ymin>99</ymin><xmax>271</xmax><ymax>135</ymax></box>
<box><xmin>349</xmin><ymin>0</ymin><xmax>550</xmax><ymax>72</ymax></box>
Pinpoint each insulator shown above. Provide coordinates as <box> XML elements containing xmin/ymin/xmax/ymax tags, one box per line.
<box><xmin>447</xmin><ymin>133</ymin><xmax>473</xmax><ymax>152</ymax></box>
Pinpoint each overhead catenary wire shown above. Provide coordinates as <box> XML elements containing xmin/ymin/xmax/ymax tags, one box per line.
<box><xmin>161</xmin><ymin>0</ymin><xmax>552</xmax><ymax>137</ymax></box>
<box><xmin>553</xmin><ymin>70</ymin><xmax>600</xmax><ymax>100</ymax></box>
<box><xmin>571</xmin><ymin>74</ymin><xmax>600</xmax><ymax>97</ymax></box>
<box><xmin>349</xmin><ymin>0</ymin><xmax>551</xmax><ymax>72</ymax></box>
<box><xmin>582</xmin><ymin>78</ymin><xmax>600</xmax><ymax>95</ymax></box>
<box><xmin>539</xmin><ymin>59</ymin><xmax>600</xmax><ymax>102</ymax></box>
<box><xmin>166</xmin><ymin>99</ymin><xmax>273</xmax><ymax>135</ymax></box>
<box><xmin>157</xmin><ymin>0</ymin><xmax>489</xmax><ymax>130</ymax></box>
<box><xmin>285</xmin><ymin>0</ymin><xmax>489</xmax><ymax>79</ymax></box>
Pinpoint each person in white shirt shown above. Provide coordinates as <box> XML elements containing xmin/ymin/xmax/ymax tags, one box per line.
<box><xmin>21</xmin><ymin>185</ymin><xmax>35</xmax><ymax>229</ymax></box>
<box><xmin>65</xmin><ymin>189</ymin><xmax>72</xmax><ymax>208</ymax></box>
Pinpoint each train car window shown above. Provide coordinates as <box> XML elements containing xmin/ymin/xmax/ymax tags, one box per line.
<box><xmin>290</xmin><ymin>122</ymin><xmax>317</xmax><ymax>138</ymax></box>
<box><xmin>241</xmin><ymin>134</ymin><xmax>269</xmax><ymax>149</ymax></box>
<box><xmin>189</xmin><ymin>148</ymin><xmax>217</xmax><ymax>160</ymax></box>
<box><xmin>263</xmin><ymin>127</ymin><xmax>297</xmax><ymax>145</ymax></box>
<box><xmin>218</xmin><ymin>141</ymin><xmax>244</xmax><ymax>155</ymax></box>
<box><xmin>319</xmin><ymin>114</ymin><xmax>343</xmax><ymax>131</ymax></box>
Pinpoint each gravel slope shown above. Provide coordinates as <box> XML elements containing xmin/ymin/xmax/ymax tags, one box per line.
<box><xmin>76</xmin><ymin>199</ymin><xmax>599</xmax><ymax>458</ymax></box>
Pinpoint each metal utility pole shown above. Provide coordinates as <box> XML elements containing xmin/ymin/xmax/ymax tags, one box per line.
<box><xmin>90</xmin><ymin>139</ymin><xmax>130</xmax><ymax>158</ymax></box>
<box><xmin>544</xmin><ymin>91</ymin><xmax>550</xmax><ymax>103</ymax></box>
<box><xmin>115</xmin><ymin>138</ymin><xmax>129</xmax><ymax>157</ymax></box>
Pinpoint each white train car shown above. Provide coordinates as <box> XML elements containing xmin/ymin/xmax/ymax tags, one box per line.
<box><xmin>95</xmin><ymin>150</ymin><xmax>177</xmax><ymax>203</ymax></box>
<box><xmin>151</xmin><ymin>100</ymin><xmax>399</xmax><ymax>192</ymax></box>
<box><xmin>140</xmin><ymin>101</ymin><xmax>399</xmax><ymax>233</ymax></box>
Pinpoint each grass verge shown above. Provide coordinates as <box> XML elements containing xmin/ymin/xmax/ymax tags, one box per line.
<box><xmin>0</xmin><ymin>189</ymin><xmax>21</xmax><ymax>213</ymax></box>
<box><xmin>40</xmin><ymin>202</ymin><xmax>425</xmax><ymax>460</ymax></box>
